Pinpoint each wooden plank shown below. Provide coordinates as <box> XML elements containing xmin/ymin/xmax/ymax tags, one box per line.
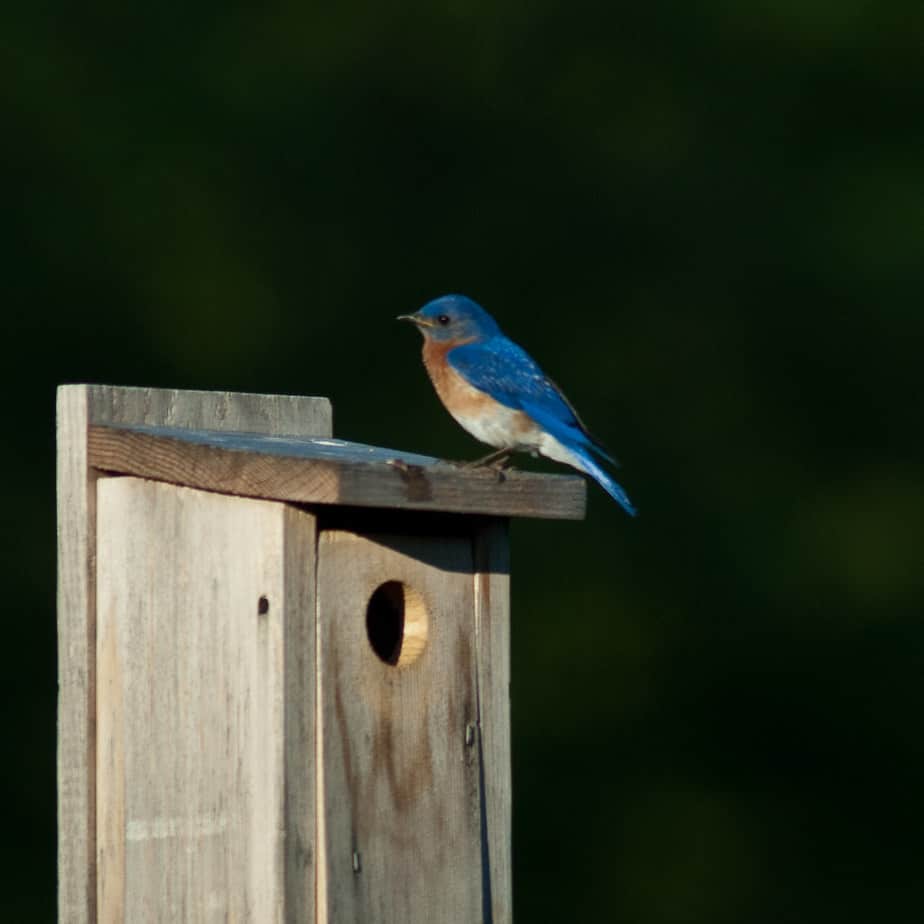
<box><xmin>316</xmin><ymin>530</ymin><xmax>483</xmax><ymax>923</ymax></box>
<box><xmin>96</xmin><ymin>478</ymin><xmax>317</xmax><ymax>922</ymax></box>
<box><xmin>58</xmin><ymin>384</ymin><xmax>330</xmax><ymax>924</ymax></box>
<box><xmin>474</xmin><ymin>521</ymin><xmax>513</xmax><ymax>924</ymax></box>
<box><xmin>283</xmin><ymin>504</ymin><xmax>319</xmax><ymax>924</ymax></box>
<box><xmin>84</xmin><ymin>384</ymin><xmax>332</xmax><ymax>437</ymax></box>
<box><xmin>57</xmin><ymin>387</ymin><xmax>97</xmax><ymax>924</ymax></box>
<box><xmin>87</xmin><ymin>424</ymin><xmax>587</xmax><ymax>520</ymax></box>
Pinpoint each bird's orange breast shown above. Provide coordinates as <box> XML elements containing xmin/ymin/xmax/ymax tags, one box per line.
<box><xmin>421</xmin><ymin>338</ymin><xmax>491</xmax><ymax>416</ymax></box>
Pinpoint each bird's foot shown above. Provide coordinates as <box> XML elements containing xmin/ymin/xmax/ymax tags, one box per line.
<box><xmin>465</xmin><ymin>448</ymin><xmax>513</xmax><ymax>469</ymax></box>
<box><xmin>444</xmin><ymin>450</ymin><xmax>515</xmax><ymax>482</ymax></box>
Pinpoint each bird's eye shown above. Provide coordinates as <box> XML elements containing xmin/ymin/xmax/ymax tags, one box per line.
<box><xmin>437</xmin><ymin>314</ymin><xmax>451</xmax><ymax>326</ymax></box>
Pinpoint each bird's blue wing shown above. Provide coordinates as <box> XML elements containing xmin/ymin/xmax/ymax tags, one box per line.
<box><xmin>447</xmin><ymin>337</ymin><xmax>615</xmax><ymax>463</ymax></box>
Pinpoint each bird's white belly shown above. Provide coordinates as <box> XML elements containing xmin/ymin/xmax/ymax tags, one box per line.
<box><xmin>450</xmin><ymin>402</ymin><xmax>542</xmax><ymax>452</ymax></box>
<box><xmin>453</xmin><ymin>404</ymin><xmax>587</xmax><ymax>470</ymax></box>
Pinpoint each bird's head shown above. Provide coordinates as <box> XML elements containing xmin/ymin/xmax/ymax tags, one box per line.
<box><xmin>397</xmin><ymin>294</ymin><xmax>500</xmax><ymax>343</ymax></box>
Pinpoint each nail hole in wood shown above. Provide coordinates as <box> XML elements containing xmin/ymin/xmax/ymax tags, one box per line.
<box><xmin>365</xmin><ymin>580</ymin><xmax>428</xmax><ymax>668</ymax></box>
<box><xmin>257</xmin><ymin>595</ymin><xmax>269</xmax><ymax>615</ymax></box>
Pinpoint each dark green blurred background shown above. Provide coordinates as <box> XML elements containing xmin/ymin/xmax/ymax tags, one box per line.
<box><xmin>6</xmin><ymin>1</ymin><xmax>924</xmax><ymax>920</ymax></box>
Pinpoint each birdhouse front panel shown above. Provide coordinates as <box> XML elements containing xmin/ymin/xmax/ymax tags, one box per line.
<box><xmin>315</xmin><ymin>529</ymin><xmax>483</xmax><ymax>923</ymax></box>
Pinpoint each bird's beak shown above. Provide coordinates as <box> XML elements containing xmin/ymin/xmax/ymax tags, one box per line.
<box><xmin>396</xmin><ymin>313</ymin><xmax>434</xmax><ymax>328</ymax></box>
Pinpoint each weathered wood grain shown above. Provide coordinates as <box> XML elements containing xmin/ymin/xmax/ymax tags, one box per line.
<box><xmin>96</xmin><ymin>477</ymin><xmax>317</xmax><ymax>923</ymax></box>
<box><xmin>474</xmin><ymin>521</ymin><xmax>513</xmax><ymax>924</ymax></box>
<box><xmin>316</xmin><ymin>530</ymin><xmax>483</xmax><ymax>923</ymax></box>
<box><xmin>283</xmin><ymin>504</ymin><xmax>319</xmax><ymax>924</ymax></box>
<box><xmin>83</xmin><ymin>384</ymin><xmax>332</xmax><ymax>437</ymax></box>
<box><xmin>57</xmin><ymin>387</ymin><xmax>97</xmax><ymax>924</ymax></box>
<box><xmin>57</xmin><ymin>384</ymin><xmax>331</xmax><ymax>924</ymax></box>
<box><xmin>87</xmin><ymin>423</ymin><xmax>587</xmax><ymax>520</ymax></box>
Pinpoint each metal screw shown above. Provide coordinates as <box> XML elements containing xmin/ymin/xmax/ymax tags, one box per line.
<box><xmin>352</xmin><ymin>850</ymin><xmax>361</xmax><ymax>873</ymax></box>
<box><xmin>465</xmin><ymin>721</ymin><xmax>476</xmax><ymax>747</ymax></box>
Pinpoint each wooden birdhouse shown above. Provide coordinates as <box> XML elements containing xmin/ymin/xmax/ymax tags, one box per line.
<box><xmin>57</xmin><ymin>385</ymin><xmax>585</xmax><ymax>923</ymax></box>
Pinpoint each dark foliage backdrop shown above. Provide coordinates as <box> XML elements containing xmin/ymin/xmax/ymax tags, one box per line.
<box><xmin>5</xmin><ymin>2</ymin><xmax>923</xmax><ymax>920</ymax></box>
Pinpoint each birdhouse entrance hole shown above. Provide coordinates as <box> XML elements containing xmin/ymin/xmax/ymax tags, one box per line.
<box><xmin>365</xmin><ymin>580</ymin><xmax>429</xmax><ymax>668</ymax></box>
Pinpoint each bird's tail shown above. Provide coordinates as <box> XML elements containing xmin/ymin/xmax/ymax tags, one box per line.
<box><xmin>574</xmin><ymin>449</ymin><xmax>638</xmax><ymax>516</ymax></box>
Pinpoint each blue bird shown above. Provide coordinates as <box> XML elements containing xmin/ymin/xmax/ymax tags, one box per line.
<box><xmin>398</xmin><ymin>294</ymin><xmax>637</xmax><ymax>515</ymax></box>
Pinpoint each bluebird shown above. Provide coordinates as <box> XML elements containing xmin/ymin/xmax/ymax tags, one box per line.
<box><xmin>398</xmin><ymin>294</ymin><xmax>636</xmax><ymax>515</ymax></box>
